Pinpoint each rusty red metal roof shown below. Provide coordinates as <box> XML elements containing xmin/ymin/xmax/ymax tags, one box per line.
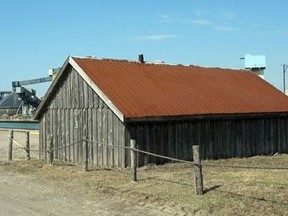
<box><xmin>71</xmin><ymin>57</ymin><xmax>288</xmax><ymax>119</ymax></box>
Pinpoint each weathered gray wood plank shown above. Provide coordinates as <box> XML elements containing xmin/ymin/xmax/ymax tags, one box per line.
<box><xmin>78</xmin><ymin>73</ymin><xmax>84</xmax><ymax>109</ymax></box>
<box><xmin>97</xmin><ymin>105</ymin><xmax>103</xmax><ymax>166</ymax></box>
<box><xmin>39</xmin><ymin>117</ymin><xmax>43</xmax><ymax>159</ymax></box>
<box><xmin>88</xmin><ymin>85</ymin><xmax>94</xmax><ymax>108</ymax></box>
<box><xmin>144</xmin><ymin>124</ymin><xmax>150</xmax><ymax>165</ymax></box>
<box><xmin>108</xmin><ymin>109</ymin><xmax>113</xmax><ymax>167</ymax></box>
<box><xmin>74</xmin><ymin>70</ymin><xmax>80</xmax><ymax>108</ymax></box>
<box><xmin>61</xmin><ymin>109</ymin><xmax>66</xmax><ymax>161</ymax></box>
<box><xmin>87</xmin><ymin>108</ymin><xmax>93</xmax><ymax>166</ymax></box>
<box><xmin>102</xmin><ymin>105</ymin><xmax>108</xmax><ymax>167</ymax></box>
<box><xmin>92</xmin><ymin>108</ymin><xmax>98</xmax><ymax>167</ymax></box>
<box><xmin>111</xmin><ymin>113</ymin><xmax>118</xmax><ymax>167</ymax></box>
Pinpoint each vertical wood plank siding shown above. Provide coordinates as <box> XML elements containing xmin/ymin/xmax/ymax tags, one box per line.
<box><xmin>39</xmin><ymin>67</ymin><xmax>126</xmax><ymax>168</ymax></box>
<box><xmin>39</xmin><ymin>66</ymin><xmax>288</xmax><ymax>168</ymax></box>
<box><xmin>128</xmin><ymin>117</ymin><xmax>288</xmax><ymax>167</ymax></box>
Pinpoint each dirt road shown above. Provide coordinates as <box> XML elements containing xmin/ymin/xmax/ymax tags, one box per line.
<box><xmin>0</xmin><ymin>130</ymin><xmax>187</xmax><ymax>216</ymax></box>
<box><xmin>0</xmin><ymin>169</ymin><xmax>179</xmax><ymax>216</ymax></box>
<box><xmin>0</xmin><ymin>171</ymin><xmax>171</xmax><ymax>216</ymax></box>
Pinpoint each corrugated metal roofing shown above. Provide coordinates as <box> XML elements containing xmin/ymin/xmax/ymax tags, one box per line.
<box><xmin>72</xmin><ymin>57</ymin><xmax>288</xmax><ymax>119</ymax></box>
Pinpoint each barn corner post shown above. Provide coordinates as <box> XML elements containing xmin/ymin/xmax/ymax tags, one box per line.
<box><xmin>25</xmin><ymin>131</ymin><xmax>30</xmax><ymax>160</ymax></box>
<box><xmin>130</xmin><ymin>139</ymin><xmax>137</xmax><ymax>182</ymax></box>
<box><xmin>193</xmin><ymin>145</ymin><xmax>204</xmax><ymax>195</ymax></box>
<box><xmin>8</xmin><ymin>130</ymin><xmax>14</xmax><ymax>161</ymax></box>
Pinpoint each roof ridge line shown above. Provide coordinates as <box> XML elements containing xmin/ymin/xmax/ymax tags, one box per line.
<box><xmin>71</xmin><ymin>55</ymin><xmax>247</xmax><ymax>71</ymax></box>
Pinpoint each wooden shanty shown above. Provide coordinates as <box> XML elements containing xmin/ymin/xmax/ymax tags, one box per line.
<box><xmin>34</xmin><ymin>56</ymin><xmax>288</xmax><ymax>167</ymax></box>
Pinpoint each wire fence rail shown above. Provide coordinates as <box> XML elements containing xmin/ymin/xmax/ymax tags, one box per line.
<box><xmin>7</xmin><ymin>130</ymin><xmax>34</xmax><ymax>160</ymax></box>
<box><xmin>83</xmin><ymin>138</ymin><xmax>288</xmax><ymax>171</ymax></box>
<box><xmin>6</xmin><ymin>130</ymin><xmax>288</xmax><ymax>196</ymax></box>
<box><xmin>8</xmin><ymin>137</ymin><xmax>39</xmax><ymax>152</ymax></box>
<box><xmin>202</xmin><ymin>163</ymin><xmax>288</xmax><ymax>170</ymax></box>
<box><xmin>49</xmin><ymin>137</ymin><xmax>288</xmax><ymax>195</ymax></box>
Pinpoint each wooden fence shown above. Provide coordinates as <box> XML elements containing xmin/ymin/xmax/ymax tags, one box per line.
<box><xmin>6</xmin><ymin>131</ymin><xmax>288</xmax><ymax>196</ymax></box>
<box><xmin>45</xmin><ymin>135</ymin><xmax>204</xmax><ymax>195</ymax></box>
<box><xmin>6</xmin><ymin>129</ymin><xmax>35</xmax><ymax>161</ymax></box>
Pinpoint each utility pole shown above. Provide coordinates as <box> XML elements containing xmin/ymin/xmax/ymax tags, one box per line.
<box><xmin>283</xmin><ymin>64</ymin><xmax>288</xmax><ymax>94</ymax></box>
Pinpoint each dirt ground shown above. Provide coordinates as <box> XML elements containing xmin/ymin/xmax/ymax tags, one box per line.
<box><xmin>0</xmin><ymin>130</ymin><xmax>187</xmax><ymax>216</ymax></box>
<box><xmin>0</xmin><ymin>129</ymin><xmax>287</xmax><ymax>215</ymax></box>
<box><xmin>0</xmin><ymin>165</ymin><xmax>185</xmax><ymax>216</ymax></box>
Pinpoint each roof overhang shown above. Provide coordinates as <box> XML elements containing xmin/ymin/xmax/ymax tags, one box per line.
<box><xmin>124</xmin><ymin>112</ymin><xmax>288</xmax><ymax>123</ymax></box>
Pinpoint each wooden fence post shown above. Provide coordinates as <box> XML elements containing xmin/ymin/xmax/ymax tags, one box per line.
<box><xmin>47</xmin><ymin>135</ymin><xmax>54</xmax><ymax>165</ymax></box>
<box><xmin>83</xmin><ymin>138</ymin><xmax>89</xmax><ymax>172</ymax></box>
<box><xmin>25</xmin><ymin>131</ymin><xmax>30</xmax><ymax>160</ymax></box>
<box><xmin>193</xmin><ymin>145</ymin><xmax>203</xmax><ymax>195</ymax></box>
<box><xmin>130</xmin><ymin>139</ymin><xmax>137</xmax><ymax>182</ymax></box>
<box><xmin>8</xmin><ymin>130</ymin><xmax>13</xmax><ymax>161</ymax></box>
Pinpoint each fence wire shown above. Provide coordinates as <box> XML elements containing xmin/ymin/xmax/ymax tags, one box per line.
<box><xmin>9</xmin><ymin>137</ymin><xmax>39</xmax><ymax>152</ymax></box>
<box><xmin>82</xmin><ymin>139</ymin><xmax>288</xmax><ymax>171</ymax></box>
<box><xmin>84</xmin><ymin>139</ymin><xmax>197</xmax><ymax>164</ymax></box>
<box><xmin>134</xmin><ymin>148</ymin><xmax>195</xmax><ymax>164</ymax></box>
<box><xmin>49</xmin><ymin>139</ymin><xmax>83</xmax><ymax>152</ymax></box>
<box><xmin>202</xmin><ymin>163</ymin><xmax>288</xmax><ymax>170</ymax></box>
<box><xmin>32</xmin><ymin>137</ymin><xmax>288</xmax><ymax>171</ymax></box>
<box><xmin>83</xmin><ymin>139</ymin><xmax>132</xmax><ymax>150</ymax></box>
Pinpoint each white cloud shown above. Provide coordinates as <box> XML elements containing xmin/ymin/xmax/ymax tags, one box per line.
<box><xmin>212</xmin><ymin>24</ymin><xmax>239</xmax><ymax>32</ymax></box>
<box><xmin>190</xmin><ymin>19</ymin><xmax>239</xmax><ymax>32</ymax></box>
<box><xmin>190</xmin><ymin>19</ymin><xmax>212</xmax><ymax>26</ymax></box>
<box><xmin>157</xmin><ymin>14</ymin><xmax>185</xmax><ymax>24</ymax></box>
<box><xmin>158</xmin><ymin>14</ymin><xmax>171</xmax><ymax>20</ymax></box>
<box><xmin>195</xmin><ymin>9</ymin><xmax>210</xmax><ymax>17</ymax></box>
<box><xmin>134</xmin><ymin>34</ymin><xmax>177</xmax><ymax>41</ymax></box>
<box><xmin>222</xmin><ymin>10</ymin><xmax>236</xmax><ymax>21</ymax></box>
<box><xmin>155</xmin><ymin>12</ymin><xmax>240</xmax><ymax>33</ymax></box>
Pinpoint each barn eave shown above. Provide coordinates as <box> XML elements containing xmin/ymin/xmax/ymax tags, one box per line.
<box><xmin>124</xmin><ymin>111</ymin><xmax>288</xmax><ymax>123</ymax></box>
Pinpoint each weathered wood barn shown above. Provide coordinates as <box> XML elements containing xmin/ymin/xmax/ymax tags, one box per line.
<box><xmin>34</xmin><ymin>56</ymin><xmax>288</xmax><ymax>167</ymax></box>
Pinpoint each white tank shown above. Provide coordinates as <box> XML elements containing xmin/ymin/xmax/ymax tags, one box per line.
<box><xmin>244</xmin><ymin>54</ymin><xmax>266</xmax><ymax>79</ymax></box>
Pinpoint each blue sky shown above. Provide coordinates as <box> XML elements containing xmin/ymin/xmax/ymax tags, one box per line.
<box><xmin>1</xmin><ymin>0</ymin><xmax>288</xmax><ymax>96</ymax></box>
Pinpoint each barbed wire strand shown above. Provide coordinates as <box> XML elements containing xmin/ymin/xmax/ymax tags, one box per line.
<box><xmin>9</xmin><ymin>137</ymin><xmax>25</xmax><ymax>149</ymax></box>
<box><xmin>84</xmin><ymin>139</ymin><xmax>288</xmax><ymax>170</ymax></box>
<box><xmin>134</xmin><ymin>148</ymin><xmax>195</xmax><ymax>164</ymax></box>
<box><xmin>5</xmin><ymin>130</ymin><xmax>288</xmax><ymax>171</ymax></box>
<box><xmin>49</xmin><ymin>140</ymin><xmax>83</xmax><ymax>152</ymax></box>
<box><xmin>135</xmin><ymin>147</ymin><xmax>288</xmax><ymax>170</ymax></box>
<box><xmin>86</xmin><ymin>139</ymin><xmax>196</xmax><ymax>164</ymax></box>
<box><xmin>9</xmin><ymin>137</ymin><xmax>39</xmax><ymax>152</ymax></box>
<box><xmin>202</xmin><ymin>163</ymin><xmax>288</xmax><ymax>170</ymax></box>
<box><xmin>83</xmin><ymin>139</ymin><xmax>132</xmax><ymax>150</ymax></box>
<box><xmin>17</xmin><ymin>137</ymin><xmax>285</xmax><ymax>171</ymax></box>
<box><xmin>27</xmin><ymin>149</ymin><xmax>40</xmax><ymax>152</ymax></box>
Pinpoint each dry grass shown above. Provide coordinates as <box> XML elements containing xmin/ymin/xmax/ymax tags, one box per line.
<box><xmin>1</xmin><ymin>155</ymin><xmax>288</xmax><ymax>215</ymax></box>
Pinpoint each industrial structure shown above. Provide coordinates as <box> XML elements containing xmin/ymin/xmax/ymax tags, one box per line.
<box><xmin>0</xmin><ymin>92</ymin><xmax>21</xmax><ymax>117</ymax></box>
<box><xmin>242</xmin><ymin>54</ymin><xmax>266</xmax><ymax>79</ymax></box>
<box><xmin>35</xmin><ymin>56</ymin><xmax>288</xmax><ymax>168</ymax></box>
<box><xmin>0</xmin><ymin>91</ymin><xmax>11</xmax><ymax>101</ymax></box>
<box><xmin>0</xmin><ymin>68</ymin><xmax>59</xmax><ymax>118</ymax></box>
